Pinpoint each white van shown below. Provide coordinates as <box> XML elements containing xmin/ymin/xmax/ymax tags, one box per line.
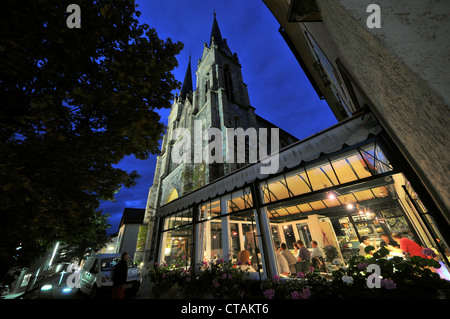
<box><xmin>78</xmin><ymin>253</ymin><xmax>140</xmax><ymax>298</ymax></box>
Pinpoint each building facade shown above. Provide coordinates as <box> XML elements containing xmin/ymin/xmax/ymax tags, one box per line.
<box><xmin>139</xmin><ymin>14</ymin><xmax>297</xmax><ymax>264</ymax></box>
<box><xmin>150</xmin><ymin>112</ymin><xmax>450</xmax><ymax>280</ymax></box>
<box><xmin>139</xmin><ymin>4</ymin><xmax>450</xmax><ymax>282</ymax></box>
<box><xmin>262</xmin><ymin>0</ymin><xmax>450</xmax><ymax>241</ymax></box>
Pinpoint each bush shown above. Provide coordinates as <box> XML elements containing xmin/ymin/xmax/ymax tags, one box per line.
<box><xmin>147</xmin><ymin>249</ymin><xmax>450</xmax><ymax>299</ymax></box>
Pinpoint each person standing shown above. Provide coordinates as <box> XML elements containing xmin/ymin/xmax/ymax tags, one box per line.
<box><xmin>112</xmin><ymin>252</ymin><xmax>129</xmax><ymax>299</ymax></box>
<box><xmin>359</xmin><ymin>236</ymin><xmax>377</xmax><ymax>256</ymax></box>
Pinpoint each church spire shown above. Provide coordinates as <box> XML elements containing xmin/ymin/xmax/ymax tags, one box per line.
<box><xmin>210</xmin><ymin>11</ymin><xmax>223</xmax><ymax>47</ymax></box>
<box><xmin>179</xmin><ymin>56</ymin><xmax>193</xmax><ymax>101</ymax></box>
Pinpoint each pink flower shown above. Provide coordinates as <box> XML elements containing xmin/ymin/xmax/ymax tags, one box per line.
<box><xmin>182</xmin><ymin>255</ymin><xmax>186</xmax><ymax>260</ymax></box>
<box><xmin>263</xmin><ymin>289</ymin><xmax>275</xmax><ymax>299</ymax></box>
<box><xmin>213</xmin><ymin>281</ymin><xmax>220</xmax><ymax>288</ymax></box>
<box><xmin>381</xmin><ymin>278</ymin><xmax>396</xmax><ymax>290</ymax></box>
<box><xmin>291</xmin><ymin>291</ymin><xmax>300</xmax><ymax>299</ymax></box>
<box><xmin>297</xmin><ymin>272</ymin><xmax>304</xmax><ymax>279</ymax></box>
<box><xmin>228</xmin><ymin>273</ymin><xmax>232</xmax><ymax>279</ymax></box>
<box><xmin>222</xmin><ymin>273</ymin><xmax>227</xmax><ymax>279</ymax></box>
<box><xmin>273</xmin><ymin>275</ymin><xmax>280</xmax><ymax>282</ymax></box>
<box><xmin>299</xmin><ymin>288</ymin><xmax>311</xmax><ymax>299</ymax></box>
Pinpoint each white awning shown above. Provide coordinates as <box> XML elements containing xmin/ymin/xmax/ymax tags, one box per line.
<box><xmin>158</xmin><ymin>113</ymin><xmax>382</xmax><ymax>217</ymax></box>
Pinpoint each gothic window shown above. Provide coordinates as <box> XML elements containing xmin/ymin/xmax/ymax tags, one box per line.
<box><xmin>224</xmin><ymin>65</ymin><xmax>234</xmax><ymax>101</ymax></box>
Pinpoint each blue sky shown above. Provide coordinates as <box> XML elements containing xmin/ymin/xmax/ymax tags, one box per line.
<box><xmin>100</xmin><ymin>0</ymin><xmax>338</xmax><ymax>234</ymax></box>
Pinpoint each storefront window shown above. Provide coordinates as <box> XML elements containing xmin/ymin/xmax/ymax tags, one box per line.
<box><xmin>198</xmin><ymin>199</ymin><xmax>223</xmax><ymax>263</ymax></box>
<box><xmin>229</xmin><ymin>210</ymin><xmax>264</xmax><ymax>276</ymax></box>
<box><xmin>159</xmin><ymin>208</ymin><xmax>194</xmax><ymax>268</ymax></box>
<box><xmin>225</xmin><ymin>188</ymin><xmax>253</xmax><ymax>213</ymax></box>
<box><xmin>296</xmin><ymin>223</ymin><xmax>313</xmax><ymax>248</ymax></box>
<box><xmin>260</xmin><ymin>142</ymin><xmax>393</xmax><ymax>206</ymax></box>
<box><xmin>160</xmin><ymin>226</ymin><xmax>193</xmax><ymax>268</ymax></box>
<box><xmin>230</xmin><ymin>223</ymin><xmax>241</xmax><ymax>259</ymax></box>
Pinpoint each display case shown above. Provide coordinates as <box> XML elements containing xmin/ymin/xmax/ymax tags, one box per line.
<box><xmin>351</xmin><ymin>212</ymin><xmax>386</xmax><ymax>244</ymax></box>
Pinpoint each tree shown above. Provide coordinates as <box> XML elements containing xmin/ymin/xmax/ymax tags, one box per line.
<box><xmin>0</xmin><ymin>0</ymin><xmax>183</xmax><ymax>284</ymax></box>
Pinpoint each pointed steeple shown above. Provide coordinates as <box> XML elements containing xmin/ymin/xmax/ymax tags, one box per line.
<box><xmin>179</xmin><ymin>56</ymin><xmax>193</xmax><ymax>101</ymax></box>
<box><xmin>210</xmin><ymin>11</ymin><xmax>223</xmax><ymax>47</ymax></box>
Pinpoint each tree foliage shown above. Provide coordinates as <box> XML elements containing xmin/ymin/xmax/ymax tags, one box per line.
<box><xmin>0</xmin><ymin>0</ymin><xmax>183</xmax><ymax>283</ymax></box>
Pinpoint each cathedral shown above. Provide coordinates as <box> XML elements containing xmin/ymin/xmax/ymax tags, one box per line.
<box><xmin>139</xmin><ymin>14</ymin><xmax>297</xmax><ymax>263</ymax></box>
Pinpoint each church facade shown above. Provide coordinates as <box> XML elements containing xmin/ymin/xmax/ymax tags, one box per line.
<box><xmin>138</xmin><ymin>14</ymin><xmax>297</xmax><ymax>263</ymax></box>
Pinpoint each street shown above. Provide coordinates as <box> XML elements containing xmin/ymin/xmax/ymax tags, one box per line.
<box><xmin>2</xmin><ymin>267</ymin><xmax>152</xmax><ymax>300</ymax></box>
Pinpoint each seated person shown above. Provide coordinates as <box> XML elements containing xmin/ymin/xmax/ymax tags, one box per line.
<box><xmin>297</xmin><ymin>240</ymin><xmax>312</xmax><ymax>262</ymax></box>
<box><xmin>379</xmin><ymin>234</ymin><xmax>401</xmax><ymax>252</ymax></box>
<box><xmin>359</xmin><ymin>236</ymin><xmax>377</xmax><ymax>256</ymax></box>
<box><xmin>279</xmin><ymin>243</ymin><xmax>298</xmax><ymax>274</ymax></box>
<box><xmin>391</xmin><ymin>233</ymin><xmax>426</xmax><ymax>258</ymax></box>
<box><xmin>311</xmin><ymin>240</ymin><xmax>323</xmax><ymax>259</ymax></box>
<box><xmin>274</xmin><ymin>244</ymin><xmax>290</xmax><ymax>276</ymax></box>
<box><xmin>237</xmin><ymin>250</ymin><xmax>256</xmax><ymax>272</ymax></box>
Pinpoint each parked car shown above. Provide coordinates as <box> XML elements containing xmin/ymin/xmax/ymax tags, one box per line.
<box><xmin>78</xmin><ymin>253</ymin><xmax>140</xmax><ymax>298</ymax></box>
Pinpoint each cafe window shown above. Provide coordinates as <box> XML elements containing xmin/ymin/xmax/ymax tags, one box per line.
<box><xmin>228</xmin><ymin>209</ymin><xmax>264</xmax><ymax>277</ymax></box>
<box><xmin>198</xmin><ymin>199</ymin><xmax>223</xmax><ymax>263</ymax></box>
<box><xmin>259</xmin><ymin>141</ymin><xmax>393</xmax><ymax>205</ymax></box>
<box><xmin>225</xmin><ymin>188</ymin><xmax>253</xmax><ymax>213</ymax></box>
<box><xmin>159</xmin><ymin>209</ymin><xmax>194</xmax><ymax>268</ymax></box>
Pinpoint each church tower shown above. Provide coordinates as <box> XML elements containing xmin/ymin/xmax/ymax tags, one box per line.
<box><xmin>138</xmin><ymin>13</ymin><xmax>297</xmax><ymax>263</ymax></box>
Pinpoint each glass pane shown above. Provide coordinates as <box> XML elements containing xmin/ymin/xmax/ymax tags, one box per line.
<box><xmin>210</xmin><ymin>222</ymin><xmax>223</xmax><ymax>260</ymax></box>
<box><xmin>227</xmin><ymin>188</ymin><xmax>253</xmax><ymax>213</ymax></box>
<box><xmin>296</xmin><ymin>224</ymin><xmax>313</xmax><ymax>248</ymax></box>
<box><xmin>306</xmin><ymin>160</ymin><xmax>339</xmax><ymax>191</ymax></box>
<box><xmin>282</xmin><ymin>224</ymin><xmax>296</xmax><ymax>250</ymax></box>
<box><xmin>271</xmin><ymin>225</ymin><xmax>281</xmax><ymax>248</ymax></box>
<box><xmin>160</xmin><ymin>226</ymin><xmax>192</xmax><ymax>268</ymax></box>
<box><xmin>230</xmin><ymin>223</ymin><xmax>241</xmax><ymax>259</ymax></box>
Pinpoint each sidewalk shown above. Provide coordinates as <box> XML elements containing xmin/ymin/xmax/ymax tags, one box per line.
<box><xmin>129</xmin><ymin>267</ymin><xmax>152</xmax><ymax>299</ymax></box>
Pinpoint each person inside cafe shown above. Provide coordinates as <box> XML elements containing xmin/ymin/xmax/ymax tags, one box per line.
<box><xmin>296</xmin><ymin>240</ymin><xmax>312</xmax><ymax>273</ymax></box>
<box><xmin>359</xmin><ymin>236</ymin><xmax>377</xmax><ymax>256</ymax></box>
<box><xmin>311</xmin><ymin>240</ymin><xmax>323</xmax><ymax>259</ymax></box>
<box><xmin>391</xmin><ymin>232</ymin><xmax>427</xmax><ymax>258</ymax></box>
<box><xmin>279</xmin><ymin>242</ymin><xmax>298</xmax><ymax>274</ymax></box>
<box><xmin>274</xmin><ymin>243</ymin><xmax>290</xmax><ymax>276</ymax></box>
<box><xmin>237</xmin><ymin>250</ymin><xmax>256</xmax><ymax>272</ymax></box>
<box><xmin>296</xmin><ymin>240</ymin><xmax>311</xmax><ymax>262</ymax></box>
<box><xmin>310</xmin><ymin>240</ymin><xmax>327</xmax><ymax>272</ymax></box>
<box><xmin>379</xmin><ymin>233</ymin><xmax>401</xmax><ymax>252</ymax></box>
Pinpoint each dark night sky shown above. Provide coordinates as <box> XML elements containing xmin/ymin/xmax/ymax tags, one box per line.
<box><xmin>100</xmin><ymin>0</ymin><xmax>338</xmax><ymax>234</ymax></box>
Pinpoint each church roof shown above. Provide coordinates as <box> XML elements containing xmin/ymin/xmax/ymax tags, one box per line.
<box><xmin>179</xmin><ymin>57</ymin><xmax>193</xmax><ymax>101</ymax></box>
<box><xmin>210</xmin><ymin>12</ymin><xmax>223</xmax><ymax>47</ymax></box>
